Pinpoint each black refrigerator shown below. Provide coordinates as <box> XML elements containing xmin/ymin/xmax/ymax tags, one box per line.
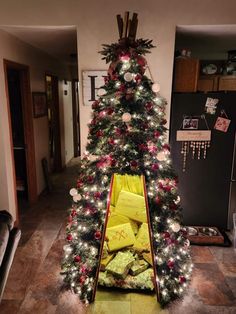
<box><xmin>170</xmin><ymin>92</ymin><xmax>236</xmax><ymax>229</ymax></box>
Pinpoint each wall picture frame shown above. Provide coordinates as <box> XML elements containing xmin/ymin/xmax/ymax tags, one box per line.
<box><xmin>82</xmin><ymin>70</ymin><xmax>107</xmax><ymax>106</ymax></box>
<box><xmin>32</xmin><ymin>92</ymin><xmax>47</xmax><ymax>118</ymax></box>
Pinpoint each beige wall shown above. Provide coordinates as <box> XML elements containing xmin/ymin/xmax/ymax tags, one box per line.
<box><xmin>0</xmin><ymin>0</ymin><xmax>236</xmax><ymax>221</ymax></box>
<box><xmin>0</xmin><ymin>29</ymin><xmax>70</xmax><ymax>220</ymax></box>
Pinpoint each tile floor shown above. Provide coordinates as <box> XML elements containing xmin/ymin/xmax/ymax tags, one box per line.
<box><xmin>1</xmin><ymin>160</ymin><xmax>236</xmax><ymax>314</ymax></box>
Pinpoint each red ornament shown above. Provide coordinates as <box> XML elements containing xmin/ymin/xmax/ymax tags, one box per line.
<box><xmin>154</xmin><ymin>130</ymin><xmax>161</xmax><ymax>138</ymax></box>
<box><xmin>138</xmin><ymin>144</ymin><xmax>148</xmax><ymax>151</ymax></box>
<box><xmin>151</xmin><ymin>163</ymin><xmax>159</xmax><ymax>171</ymax></box>
<box><xmin>119</xmin><ymin>84</ymin><xmax>126</xmax><ymax>92</ymax></box>
<box><xmin>94</xmin><ymin>192</ymin><xmax>102</xmax><ymax>200</ymax></box>
<box><xmin>71</xmin><ymin>209</ymin><xmax>77</xmax><ymax>217</ymax></box>
<box><xmin>77</xmin><ymin>180</ymin><xmax>83</xmax><ymax>188</ymax></box>
<box><xmin>115</xmin><ymin>128</ymin><xmax>122</xmax><ymax>136</ymax></box>
<box><xmin>167</xmin><ymin>260</ymin><xmax>175</xmax><ymax>269</ymax></box>
<box><xmin>163</xmin><ymin>144</ymin><xmax>170</xmax><ymax>151</ymax></box>
<box><xmin>96</xmin><ymin>130</ymin><xmax>104</xmax><ymax>137</ymax></box>
<box><xmin>67</xmin><ymin>234</ymin><xmax>73</xmax><ymax>241</ymax></box>
<box><xmin>74</xmin><ymin>255</ymin><xmax>81</xmax><ymax>263</ymax></box>
<box><xmin>79</xmin><ymin>276</ymin><xmax>86</xmax><ymax>284</ymax></box>
<box><xmin>94</xmin><ymin>230</ymin><xmax>101</xmax><ymax>240</ymax></box>
<box><xmin>87</xmin><ymin>176</ymin><xmax>94</xmax><ymax>184</ymax></box>
<box><xmin>108</xmin><ymin>138</ymin><xmax>115</xmax><ymax>145</ymax></box>
<box><xmin>135</xmin><ymin>73</ymin><xmax>142</xmax><ymax>82</ymax></box>
<box><xmin>163</xmin><ymin>232</ymin><xmax>170</xmax><ymax>239</ymax></box>
<box><xmin>92</xmin><ymin>100</ymin><xmax>100</xmax><ymax>110</ymax></box>
<box><xmin>104</xmin><ymin>76</ymin><xmax>109</xmax><ymax>84</ymax></box>
<box><xmin>81</xmin><ymin>265</ymin><xmax>87</xmax><ymax>273</ymax></box>
<box><xmin>145</xmin><ymin>102</ymin><xmax>153</xmax><ymax>111</ymax></box>
<box><xmin>136</xmin><ymin>56</ymin><xmax>147</xmax><ymax>67</ymax></box>
<box><xmin>164</xmin><ymin>185</ymin><xmax>171</xmax><ymax>192</ymax></box>
<box><xmin>106</xmin><ymin>108</ymin><xmax>114</xmax><ymax>115</ymax></box>
<box><xmin>155</xmin><ymin>196</ymin><xmax>161</xmax><ymax>205</ymax></box>
<box><xmin>130</xmin><ymin>160</ymin><xmax>138</xmax><ymax>168</ymax></box>
<box><xmin>179</xmin><ymin>276</ymin><xmax>186</xmax><ymax>284</ymax></box>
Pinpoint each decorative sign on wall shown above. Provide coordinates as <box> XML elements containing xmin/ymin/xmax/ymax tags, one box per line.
<box><xmin>176</xmin><ymin>115</ymin><xmax>211</xmax><ymax>172</ymax></box>
<box><xmin>214</xmin><ymin>110</ymin><xmax>231</xmax><ymax>133</ymax></box>
<box><xmin>82</xmin><ymin>70</ymin><xmax>107</xmax><ymax>106</ymax></box>
<box><xmin>204</xmin><ymin>97</ymin><xmax>219</xmax><ymax>115</ymax></box>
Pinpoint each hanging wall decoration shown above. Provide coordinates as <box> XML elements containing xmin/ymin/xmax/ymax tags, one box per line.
<box><xmin>204</xmin><ymin>97</ymin><xmax>219</xmax><ymax>115</ymax></box>
<box><xmin>214</xmin><ymin>110</ymin><xmax>231</xmax><ymax>133</ymax></box>
<box><xmin>176</xmin><ymin>115</ymin><xmax>211</xmax><ymax>172</ymax></box>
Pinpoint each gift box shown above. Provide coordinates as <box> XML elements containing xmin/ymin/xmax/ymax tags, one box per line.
<box><xmin>105</xmin><ymin>251</ymin><xmax>135</xmax><ymax>279</ymax></box>
<box><xmin>98</xmin><ymin>268</ymin><xmax>154</xmax><ymax>290</ymax></box>
<box><xmin>133</xmin><ymin>223</ymin><xmax>151</xmax><ymax>252</ymax></box>
<box><xmin>107</xmin><ymin>212</ymin><xmax>139</xmax><ymax>234</ymax></box>
<box><xmin>110</xmin><ymin>174</ymin><xmax>144</xmax><ymax>207</ymax></box>
<box><xmin>130</xmin><ymin>259</ymin><xmax>149</xmax><ymax>276</ymax></box>
<box><xmin>115</xmin><ymin>190</ymin><xmax>147</xmax><ymax>223</ymax></box>
<box><xmin>102</xmin><ymin>241</ymin><xmax>109</xmax><ymax>259</ymax></box>
<box><xmin>109</xmin><ymin>205</ymin><xmax>116</xmax><ymax>213</ymax></box>
<box><xmin>142</xmin><ymin>252</ymin><xmax>153</xmax><ymax>266</ymax></box>
<box><xmin>100</xmin><ymin>253</ymin><xmax>115</xmax><ymax>271</ymax></box>
<box><xmin>106</xmin><ymin>222</ymin><xmax>136</xmax><ymax>252</ymax></box>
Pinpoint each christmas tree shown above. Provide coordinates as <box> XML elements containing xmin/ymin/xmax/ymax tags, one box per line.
<box><xmin>61</xmin><ymin>12</ymin><xmax>193</xmax><ymax>306</ymax></box>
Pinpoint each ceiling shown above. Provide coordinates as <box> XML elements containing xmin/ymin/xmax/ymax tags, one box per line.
<box><xmin>0</xmin><ymin>25</ymin><xmax>78</xmax><ymax>65</ymax></box>
<box><xmin>176</xmin><ymin>25</ymin><xmax>236</xmax><ymax>52</ymax></box>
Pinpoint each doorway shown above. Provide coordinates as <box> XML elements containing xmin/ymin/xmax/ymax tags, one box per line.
<box><xmin>4</xmin><ymin>60</ymin><xmax>38</xmax><ymax>209</ymax></box>
<box><xmin>46</xmin><ymin>74</ymin><xmax>62</xmax><ymax>172</ymax></box>
<box><xmin>72</xmin><ymin>79</ymin><xmax>80</xmax><ymax>157</ymax></box>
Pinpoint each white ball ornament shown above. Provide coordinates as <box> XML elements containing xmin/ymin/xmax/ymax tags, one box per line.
<box><xmin>63</xmin><ymin>244</ymin><xmax>73</xmax><ymax>254</ymax></box>
<box><xmin>97</xmin><ymin>88</ymin><xmax>106</xmax><ymax>96</ymax></box>
<box><xmin>124</xmin><ymin>72</ymin><xmax>133</xmax><ymax>82</ymax></box>
<box><xmin>69</xmin><ymin>188</ymin><xmax>78</xmax><ymax>196</ymax></box>
<box><xmin>171</xmin><ymin>222</ymin><xmax>181</xmax><ymax>232</ymax></box>
<box><xmin>174</xmin><ymin>196</ymin><xmax>181</xmax><ymax>204</ymax></box>
<box><xmin>152</xmin><ymin>83</ymin><xmax>161</xmax><ymax>93</ymax></box>
<box><xmin>73</xmin><ymin>194</ymin><xmax>82</xmax><ymax>202</ymax></box>
<box><xmin>157</xmin><ymin>151</ymin><xmax>166</xmax><ymax>161</ymax></box>
<box><xmin>122</xmin><ymin>112</ymin><xmax>132</xmax><ymax>123</ymax></box>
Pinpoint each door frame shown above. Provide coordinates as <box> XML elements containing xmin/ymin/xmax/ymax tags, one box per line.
<box><xmin>45</xmin><ymin>73</ymin><xmax>62</xmax><ymax>172</ymax></box>
<box><xmin>4</xmin><ymin>60</ymin><xmax>38</xmax><ymax>211</ymax></box>
<box><xmin>72</xmin><ymin>79</ymin><xmax>80</xmax><ymax>157</ymax></box>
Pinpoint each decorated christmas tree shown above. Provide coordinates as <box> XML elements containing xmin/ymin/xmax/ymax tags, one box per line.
<box><xmin>61</xmin><ymin>12</ymin><xmax>193</xmax><ymax>306</ymax></box>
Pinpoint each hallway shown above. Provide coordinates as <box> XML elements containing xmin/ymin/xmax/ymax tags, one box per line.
<box><xmin>1</xmin><ymin>160</ymin><xmax>236</xmax><ymax>314</ymax></box>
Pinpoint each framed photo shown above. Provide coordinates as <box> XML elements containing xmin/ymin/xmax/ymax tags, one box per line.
<box><xmin>32</xmin><ymin>92</ymin><xmax>47</xmax><ymax>118</ymax></box>
<box><xmin>183</xmin><ymin>118</ymin><xmax>199</xmax><ymax>130</ymax></box>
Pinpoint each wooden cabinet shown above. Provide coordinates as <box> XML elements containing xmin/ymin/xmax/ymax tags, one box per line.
<box><xmin>197</xmin><ymin>75</ymin><xmax>219</xmax><ymax>92</ymax></box>
<box><xmin>174</xmin><ymin>58</ymin><xmax>236</xmax><ymax>93</ymax></box>
<box><xmin>173</xmin><ymin>57</ymin><xmax>199</xmax><ymax>92</ymax></box>
<box><xmin>218</xmin><ymin>75</ymin><xmax>236</xmax><ymax>91</ymax></box>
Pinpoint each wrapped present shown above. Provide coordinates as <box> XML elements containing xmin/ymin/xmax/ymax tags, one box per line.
<box><xmin>98</xmin><ymin>271</ymin><xmax>115</xmax><ymax>287</ymax></box>
<box><xmin>128</xmin><ymin>268</ymin><xmax>154</xmax><ymax>290</ymax></box>
<box><xmin>107</xmin><ymin>212</ymin><xmax>139</xmax><ymax>234</ymax></box>
<box><xmin>100</xmin><ymin>253</ymin><xmax>115</xmax><ymax>271</ymax></box>
<box><xmin>106</xmin><ymin>251</ymin><xmax>135</xmax><ymax>279</ymax></box>
<box><xmin>133</xmin><ymin>223</ymin><xmax>151</xmax><ymax>252</ymax></box>
<box><xmin>109</xmin><ymin>205</ymin><xmax>116</xmax><ymax>213</ymax></box>
<box><xmin>106</xmin><ymin>223</ymin><xmax>136</xmax><ymax>251</ymax></box>
<box><xmin>98</xmin><ymin>268</ymin><xmax>154</xmax><ymax>290</ymax></box>
<box><xmin>110</xmin><ymin>174</ymin><xmax>144</xmax><ymax>207</ymax></box>
<box><xmin>142</xmin><ymin>252</ymin><xmax>153</xmax><ymax>266</ymax></box>
<box><xmin>102</xmin><ymin>241</ymin><xmax>109</xmax><ymax>259</ymax></box>
<box><xmin>115</xmin><ymin>190</ymin><xmax>147</xmax><ymax>223</ymax></box>
<box><xmin>130</xmin><ymin>259</ymin><xmax>149</xmax><ymax>276</ymax></box>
